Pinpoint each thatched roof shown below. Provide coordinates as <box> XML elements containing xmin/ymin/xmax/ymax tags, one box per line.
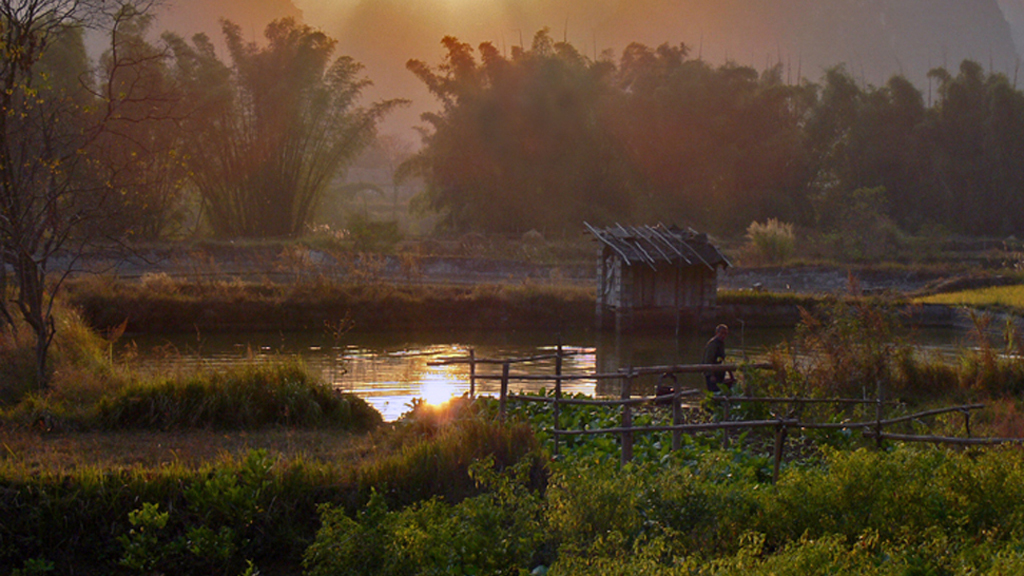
<box><xmin>585</xmin><ymin>223</ymin><xmax>731</xmax><ymax>271</ymax></box>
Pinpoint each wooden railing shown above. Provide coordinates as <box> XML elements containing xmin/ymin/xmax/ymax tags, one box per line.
<box><xmin>430</xmin><ymin>346</ymin><xmax>1024</xmax><ymax>481</ymax></box>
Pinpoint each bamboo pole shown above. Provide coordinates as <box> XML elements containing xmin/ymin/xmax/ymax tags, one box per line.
<box><xmin>772</xmin><ymin>422</ymin><xmax>787</xmax><ymax>484</ymax></box>
<box><xmin>625</xmin><ymin>363</ymin><xmax>770</xmax><ymax>376</ymax></box>
<box><xmin>469</xmin><ymin>348</ymin><xmax>476</xmax><ymax>399</ymax></box>
<box><xmin>863</xmin><ymin>431</ymin><xmax>1024</xmax><ymax>446</ymax></box>
<box><xmin>500</xmin><ymin>361</ymin><xmax>509</xmax><ymax>422</ymax></box>
<box><xmin>509</xmin><ymin>389</ymin><xmax>702</xmax><ymax>406</ymax></box>
<box><xmin>672</xmin><ymin>389</ymin><xmax>683</xmax><ymax>450</ymax></box>
<box><xmin>550</xmin><ymin>418</ymin><xmax>799</xmax><ymax>436</ymax></box>
<box><xmin>721</xmin><ymin>397</ymin><xmax>731</xmax><ymax>449</ymax></box>
<box><xmin>554</xmin><ymin>339</ymin><xmax>563</xmax><ymax>457</ymax></box>
<box><xmin>429</xmin><ymin>351</ymin><xmax>586</xmax><ymax>366</ymax></box>
<box><xmin>621</xmin><ymin>368</ymin><xmax>633</xmax><ymax>464</ymax></box>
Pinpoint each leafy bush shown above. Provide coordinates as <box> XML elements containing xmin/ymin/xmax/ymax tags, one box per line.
<box><xmin>305</xmin><ymin>457</ymin><xmax>548</xmax><ymax>576</ymax></box>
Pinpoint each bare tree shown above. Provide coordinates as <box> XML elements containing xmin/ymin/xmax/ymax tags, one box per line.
<box><xmin>0</xmin><ymin>0</ymin><xmax>166</xmax><ymax>389</ymax></box>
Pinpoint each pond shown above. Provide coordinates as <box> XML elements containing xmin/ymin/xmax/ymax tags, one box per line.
<box><xmin>120</xmin><ymin>325</ymin><xmax>977</xmax><ymax>422</ymax></box>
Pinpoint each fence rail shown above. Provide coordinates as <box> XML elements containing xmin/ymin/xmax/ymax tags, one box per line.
<box><xmin>440</xmin><ymin>344</ymin><xmax>1023</xmax><ymax>481</ymax></box>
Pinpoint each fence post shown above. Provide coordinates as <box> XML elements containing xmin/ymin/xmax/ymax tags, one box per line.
<box><xmin>469</xmin><ymin>348</ymin><xmax>476</xmax><ymax>399</ymax></box>
<box><xmin>500</xmin><ymin>361</ymin><xmax>509</xmax><ymax>422</ymax></box>
<box><xmin>621</xmin><ymin>368</ymin><xmax>634</xmax><ymax>465</ymax></box>
<box><xmin>672</xmin><ymin>388</ymin><xmax>683</xmax><ymax>451</ymax></box>
<box><xmin>721</xmin><ymin>397</ymin><xmax>731</xmax><ymax>449</ymax></box>
<box><xmin>554</xmin><ymin>338</ymin><xmax>563</xmax><ymax>457</ymax></box>
<box><xmin>772</xmin><ymin>421</ymin><xmax>787</xmax><ymax>484</ymax></box>
<box><xmin>875</xmin><ymin>379</ymin><xmax>885</xmax><ymax>449</ymax></box>
<box><xmin>964</xmin><ymin>409</ymin><xmax>972</xmax><ymax>438</ymax></box>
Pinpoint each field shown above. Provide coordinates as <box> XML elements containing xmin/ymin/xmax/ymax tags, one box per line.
<box><xmin>5</xmin><ymin>239</ymin><xmax>1024</xmax><ymax>574</ymax></box>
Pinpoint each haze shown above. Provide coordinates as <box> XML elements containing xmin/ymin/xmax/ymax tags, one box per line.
<box><xmin>153</xmin><ymin>0</ymin><xmax>1024</xmax><ymax>140</ymax></box>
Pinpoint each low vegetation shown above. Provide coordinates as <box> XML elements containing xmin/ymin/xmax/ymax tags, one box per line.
<box><xmin>65</xmin><ymin>276</ymin><xmax>596</xmax><ymax>334</ymax></box>
<box><xmin>917</xmin><ymin>284</ymin><xmax>1024</xmax><ymax>315</ymax></box>
<box><xmin>5</xmin><ymin>285</ymin><xmax>1024</xmax><ymax>574</ymax></box>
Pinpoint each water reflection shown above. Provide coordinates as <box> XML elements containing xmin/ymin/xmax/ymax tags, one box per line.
<box><xmin>120</xmin><ymin>326</ymin><xmax>971</xmax><ymax>422</ymax></box>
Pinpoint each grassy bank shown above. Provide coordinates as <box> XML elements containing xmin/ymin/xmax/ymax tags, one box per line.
<box><xmin>64</xmin><ymin>275</ymin><xmax>833</xmax><ymax>336</ymax></box>
<box><xmin>66</xmin><ymin>278</ymin><xmax>597</xmax><ymax>334</ymax></box>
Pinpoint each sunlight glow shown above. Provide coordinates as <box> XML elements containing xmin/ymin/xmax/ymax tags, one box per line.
<box><xmin>418</xmin><ymin>370</ymin><xmax>461</xmax><ymax>407</ymax></box>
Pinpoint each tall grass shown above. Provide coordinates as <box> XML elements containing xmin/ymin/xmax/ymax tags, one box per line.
<box><xmin>0</xmin><ymin>304</ymin><xmax>129</xmax><ymax>414</ymax></box>
<box><xmin>97</xmin><ymin>360</ymin><xmax>382</xmax><ymax>431</ymax></box>
<box><xmin>744</xmin><ymin>218</ymin><xmax>796</xmax><ymax>265</ymax></box>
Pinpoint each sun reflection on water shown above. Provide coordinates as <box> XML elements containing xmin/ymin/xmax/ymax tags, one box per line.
<box><xmin>418</xmin><ymin>367</ymin><xmax>463</xmax><ymax>407</ymax></box>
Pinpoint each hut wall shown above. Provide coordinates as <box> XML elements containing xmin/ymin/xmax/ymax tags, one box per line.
<box><xmin>627</xmin><ymin>265</ymin><xmax>716</xmax><ymax>310</ymax></box>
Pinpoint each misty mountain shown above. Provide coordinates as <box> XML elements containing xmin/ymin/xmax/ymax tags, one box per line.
<box><xmin>999</xmin><ymin>0</ymin><xmax>1024</xmax><ymax>56</ymax></box>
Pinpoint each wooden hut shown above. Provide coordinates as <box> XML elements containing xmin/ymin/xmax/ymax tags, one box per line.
<box><xmin>587</xmin><ymin>223</ymin><xmax>731</xmax><ymax>331</ymax></box>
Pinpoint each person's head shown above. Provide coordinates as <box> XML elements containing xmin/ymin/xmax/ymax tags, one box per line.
<box><xmin>715</xmin><ymin>324</ymin><xmax>729</xmax><ymax>339</ymax></box>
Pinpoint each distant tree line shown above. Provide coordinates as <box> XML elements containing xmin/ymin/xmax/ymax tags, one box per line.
<box><xmin>403</xmin><ymin>30</ymin><xmax>1024</xmax><ymax>240</ymax></box>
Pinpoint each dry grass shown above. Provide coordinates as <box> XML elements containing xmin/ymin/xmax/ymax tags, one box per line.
<box><xmin>0</xmin><ymin>427</ymin><xmax>384</xmax><ymax>475</ymax></box>
<box><xmin>916</xmin><ymin>284</ymin><xmax>1024</xmax><ymax>312</ymax></box>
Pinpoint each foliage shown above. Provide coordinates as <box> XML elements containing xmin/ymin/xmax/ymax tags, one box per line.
<box><xmin>87</xmin><ymin>6</ymin><xmax>192</xmax><ymax>240</ymax></box>
<box><xmin>117</xmin><ymin>449</ymin><xmax>275</xmax><ymax>574</ymax></box>
<box><xmin>744</xmin><ymin>218</ymin><xmax>796</xmax><ymax>265</ymax></box>
<box><xmin>0</xmin><ymin>412</ymin><xmax>543</xmax><ymax>574</ymax></box>
<box><xmin>403</xmin><ymin>31</ymin><xmax>634</xmax><ymax>234</ymax></box>
<box><xmin>787</xmin><ymin>295</ymin><xmax>915</xmax><ymax>399</ymax></box>
<box><xmin>361</xmin><ymin>400</ymin><xmax>543</xmax><ymax>509</ymax></box>
<box><xmin>813</xmin><ymin>186</ymin><xmax>903</xmax><ymax>260</ymax></box>
<box><xmin>166</xmin><ymin>17</ymin><xmax>403</xmax><ymax>237</ymax></box>
<box><xmin>0</xmin><ymin>1</ymin><xmax>171</xmax><ymax>390</ymax></box>
<box><xmin>304</xmin><ymin>456</ymin><xmax>548</xmax><ymax>576</ymax></box>
<box><xmin>97</xmin><ymin>360</ymin><xmax>382</xmax><ymax>431</ymax></box>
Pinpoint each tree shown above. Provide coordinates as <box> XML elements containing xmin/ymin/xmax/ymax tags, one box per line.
<box><xmin>169</xmin><ymin>18</ymin><xmax>402</xmax><ymax>238</ymax></box>
<box><xmin>89</xmin><ymin>8</ymin><xmax>190</xmax><ymax>240</ymax></box>
<box><xmin>922</xmin><ymin>61</ymin><xmax>1024</xmax><ymax>235</ymax></box>
<box><xmin>607</xmin><ymin>45</ymin><xmax>814</xmax><ymax>233</ymax></box>
<box><xmin>404</xmin><ymin>31</ymin><xmax>634</xmax><ymax>234</ymax></box>
<box><xmin>0</xmin><ymin>0</ymin><xmax>166</xmax><ymax>388</ymax></box>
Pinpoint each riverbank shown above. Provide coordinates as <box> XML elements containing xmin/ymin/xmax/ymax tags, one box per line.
<box><xmin>66</xmin><ymin>276</ymin><xmax>978</xmax><ymax>336</ymax></box>
<box><xmin>67</xmin><ymin>276</ymin><xmax>841</xmax><ymax>332</ymax></box>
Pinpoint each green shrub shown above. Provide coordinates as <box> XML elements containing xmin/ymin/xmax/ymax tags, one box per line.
<box><xmin>97</xmin><ymin>360</ymin><xmax>382</xmax><ymax>431</ymax></box>
<box><xmin>305</xmin><ymin>456</ymin><xmax>548</xmax><ymax>576</ymax></box>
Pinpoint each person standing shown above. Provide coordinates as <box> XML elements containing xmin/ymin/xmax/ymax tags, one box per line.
<box><xmin>702</xmin><ymin>324</ymin><xmax>732</xmax><ymax>393</ymax></box>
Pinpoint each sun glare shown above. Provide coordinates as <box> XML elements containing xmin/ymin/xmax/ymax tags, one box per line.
<box><xmin>418</xmin><ymin>370</ymin><xmax>461</xmax><ymax>407</ymax></box>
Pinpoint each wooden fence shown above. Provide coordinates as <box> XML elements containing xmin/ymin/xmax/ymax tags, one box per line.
<box><xmin>429</xmin><ymin>345</ymin><xmax>1024</xmax><ymax>482</ymax></box>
